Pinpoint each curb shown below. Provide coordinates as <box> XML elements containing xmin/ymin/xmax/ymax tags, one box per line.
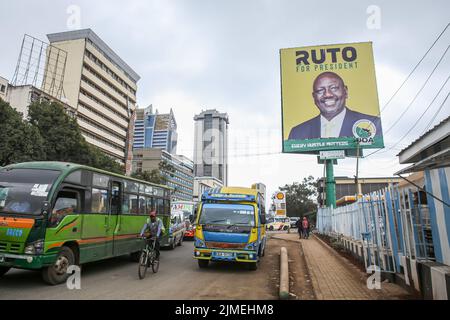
<box><xmin>279</xmin><ymin>247</ymin><xmax>289</xmax><ymax>300</ymax></box>
<box><xmin>271</xmin><ymin>235</ymin><xmax>301</xmax><ymax>243</ymax></box>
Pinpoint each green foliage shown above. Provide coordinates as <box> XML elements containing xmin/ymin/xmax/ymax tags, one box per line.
<box><xmin>0</xmin><ymin>99</ymin><xmax>124</xmax><ymax>174</ymax></box>
<box><xmin>131</xmin><ymin>169</ymin><xmax>165</xmax><ymax>185</ymax></box>
<box><xmin>0</xmin><ymin>99</ymin><xmax>44</xmax><ymax>166</ymax></box>
<box><xmin>278</xmin><ymin>176</ymin><xmax>318</xmax><ymax>217</ymax></box>
<box><xmin>131</xmin><ymin>160</ymin><xmax>176</xmax><ymax>186</ymax></box>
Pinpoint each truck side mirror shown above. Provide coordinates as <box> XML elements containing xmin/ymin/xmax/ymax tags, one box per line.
<box><xmin>260</xmin><ymin>214</ymin><xmax>266</xmax><ymax>225</ymax></box>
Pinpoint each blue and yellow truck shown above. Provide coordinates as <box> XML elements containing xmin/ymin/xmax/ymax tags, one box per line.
<box><xmin>193</xmin><ymin>185</ymin><xmax>267</xmax><ymax>270</ymax></box>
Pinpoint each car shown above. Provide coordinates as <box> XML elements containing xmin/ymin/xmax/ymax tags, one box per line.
<box><xmin>160</xmin><ymin>211</ymin><xmax>186</xmax><ymax>249</ymax></box>
<box><xmin>290</xmin><ymin>217</ymin><xmax>300</xmax><ymax>228</ymax></box>
<box><xmin>183</xmin><ymin>218</ymin><xmax>195</xmax><ymax>240</ymax></box>
<box><xmin>266</xmin><ymin>216</ymin><xmax>290</xmax><ymax>231</ymax></box>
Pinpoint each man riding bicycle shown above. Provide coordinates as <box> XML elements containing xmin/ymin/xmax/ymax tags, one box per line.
<box><xmin>139</xmin><ymin>211</ymin><xmax>163</xmax><ymax>260</ymax></box>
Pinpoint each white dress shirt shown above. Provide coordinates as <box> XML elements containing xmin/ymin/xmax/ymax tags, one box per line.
<box><xmin>320</xmin><ymin>108</ymin><xmax>347</xmax><ymax>138</ymax></box>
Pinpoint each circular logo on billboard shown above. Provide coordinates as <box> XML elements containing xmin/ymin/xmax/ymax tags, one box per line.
<box><xmin>276</xmin><ymin>192</ymin><xmax>285</xmax><ymax>200</ymax></box>
<box><xmin>352</xmin><ymin>119</ymin><xmax>376</xmax><ymax>144</ymax></box>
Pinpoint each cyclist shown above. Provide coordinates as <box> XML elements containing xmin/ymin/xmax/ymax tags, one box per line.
<box><xmin>139</xmin><ymin>211</ymin><xmax>164</xmax><ymax>260</ymax></box>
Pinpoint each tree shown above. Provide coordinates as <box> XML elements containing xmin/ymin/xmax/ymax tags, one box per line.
<box><xmin>131</xmin><ymin>169</ymin><xmax>165</xmax><ymax>185</ymax></box>
<box><xmin>279</xmin><ymin>176</ymin><xmax>318</xmax><ymax>217</ymax></box>
<box><xmin>0</xmin><ymin>99</ymin><xmax>44</xmax><ymax>166</ymax></box>
<box><xmin>27</xmin><ymin>100</ymin><xmax>124</xmax><ymax>174</ymax></box>
<box><xmin>28</xmin><ymin>101</ymin><xmax>91</xmax><ymax>163</ymax></box>
<box><xmin>131</xmin><ymin>160</ymin><xmax>176</xmax><ymax>185</ymax></box>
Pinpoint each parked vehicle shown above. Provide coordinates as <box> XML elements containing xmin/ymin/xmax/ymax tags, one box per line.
<box><xmin>290</xmin><ymin>217</ymin><xmax>300</xmax><ymax>228</ymax></box>
<box><xmin>266</xmin><ymin>216</ymin><xmax>290</xmax><ymax>231</ymax></box>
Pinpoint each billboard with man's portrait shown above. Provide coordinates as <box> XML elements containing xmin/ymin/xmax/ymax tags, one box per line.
<box><xmin>280</xmin><ymin>42</ymin><xmax>384</xmax><ymax>153</ymax></box>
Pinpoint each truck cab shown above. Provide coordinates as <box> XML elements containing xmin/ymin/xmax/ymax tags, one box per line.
<box><xmin>193</xmin><ymin>186</ymin><xmax>266</xmax><ymax>270</ymax></box>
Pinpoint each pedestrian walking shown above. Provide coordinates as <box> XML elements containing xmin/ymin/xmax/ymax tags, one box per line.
<box><xmin>296</xmin><ymin>218</ymin><xmax>303</xmax><ymax>239</ymax></box>
<box><xmin>302</xmin><ymin>217</ymin><xmax>309</xmax><ymax>239</ymax></box>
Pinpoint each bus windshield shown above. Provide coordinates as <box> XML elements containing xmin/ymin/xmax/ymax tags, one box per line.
<box><xmin>199</xmin><ymin>203</ymin><xmax>255</xmax><ymax>226</ymax></box>
<box><xmin>0</xmin><ymin>168</ymin><xmax>60</xmax><ymax>215</ymax></box>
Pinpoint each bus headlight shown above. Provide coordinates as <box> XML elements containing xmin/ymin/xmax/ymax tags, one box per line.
<box><xmin>195</xmin><ymin>239</ymin><xmax>205</xmax><ymax>248</ymax></box>
<box><xmin>25</xmin><ymin>240</ymin><xmax>44</xmax><ymax>255</ymax></box>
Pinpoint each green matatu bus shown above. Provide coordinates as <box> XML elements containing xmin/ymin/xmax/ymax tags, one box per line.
<box><xmin>0</xmin><ymin>161</ymin><xmax>172</xmax><ymax>285</ymax></box>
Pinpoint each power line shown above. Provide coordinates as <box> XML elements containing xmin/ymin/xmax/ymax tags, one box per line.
<box><xmin>380</xmin><ymin>23</ymin><xmax>450</xmax><ymax>113</ymax></box>
<box><xmin>420</xmin><ymin>90</ymin><xmax>450</xmax><ymax>134</ymax></box>
<box><xmin>383</xmin><ymin>45</ymin><xmax>449</xmax><ymax>135</ymax></box>
<box><xmin>365</xmin><ymin>90</ymin><xmax>450</xmax><ymax>159</ymax></box>
<box><xmin>384</xmin><ymin>75</ymin><xmax>450</xmax><ymax>151</ymax></box>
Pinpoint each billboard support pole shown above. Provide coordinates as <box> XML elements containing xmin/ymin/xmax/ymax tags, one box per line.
<box><xmin>355</xmin><ymin>142</ymin><xmax>362</xmax><ymax>198</ymax></box>
<box><xmin>325</xmin><ymin>159</ymin><xmax>336</xmax><ymax>208</ymax></box>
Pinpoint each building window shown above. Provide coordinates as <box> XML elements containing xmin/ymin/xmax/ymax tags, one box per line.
<box><xmin>204</xmin><ymin>165</ymin><xmax>212</xmax><ymax>176</ymax></box>
<box><xmin>0</xmin><ymin>85</ymin><xmax>5</xmax><ymax>93</ymax></box>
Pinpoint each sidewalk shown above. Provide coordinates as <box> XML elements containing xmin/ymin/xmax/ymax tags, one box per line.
<box><xmin>271</xmin><ymin>232</ymin><xmax>412</xmax><ymax>300</ymax></box>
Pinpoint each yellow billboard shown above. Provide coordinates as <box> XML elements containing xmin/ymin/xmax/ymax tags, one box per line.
<box><xmin>280</xmin><ymin>42</ymin><xmax>384</xmax><ymax>153</ymax></box>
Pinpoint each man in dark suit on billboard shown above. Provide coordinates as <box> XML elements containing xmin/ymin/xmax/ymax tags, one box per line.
<box><xmin>288</xmin><ymin>72</ymin><xmax>382</xmax><ymax>140</ymax></box>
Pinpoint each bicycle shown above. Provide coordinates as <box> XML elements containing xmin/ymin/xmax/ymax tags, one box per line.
<box><xmin>138</xmin><ymin>237</ymin><xmax>160</xmax><ymax>279</ymax></box>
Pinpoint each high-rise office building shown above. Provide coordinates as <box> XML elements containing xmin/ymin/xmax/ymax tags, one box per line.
<box><xmin>133</xmin><ymin>105</ymin><xmax>177</xmax><ymax>154</ymax></box>
<box><xmin>132</xmin><ymin>148</ymin><xmax>193</xmax><ymax>201</ymax></box>
<box><xmin>193</xmin><ymin>109</ymin><xmax>229</xmax><ymax>185</ymax></box>
<box><xmin>46</xmin><ymin>29</ymin><xmax>140</xmax><ymax>163</ymax></box>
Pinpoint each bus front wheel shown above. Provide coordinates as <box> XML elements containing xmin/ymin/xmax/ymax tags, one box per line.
<box><xmin>42</xmin><ymin>246</ymin><xmax>75</xmax><ymax>285</ymax></box>
<box><xmin>0</xmin><ymin>267</ymin><xmax>11</xmax><ymax>277</ymax></box>
<box><xmin>198</xmin><ymin>259</ymin><xmax>209</xmax><ymax>268</ymax></box>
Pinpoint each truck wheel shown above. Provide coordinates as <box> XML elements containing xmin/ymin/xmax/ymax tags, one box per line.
<box><xmin>198</xmin><ymin>260</ymin><xmax>209</xmax><ymax>268</ymax></box>
<box><xmin>248</xmin><ymin>262</ymin><xmax>258</xmax><ymax>271</ymax></box>
<box><xmin>259</xmin><ymin>244</ymin><xmax>265</xmax><ymax>257</ymax></box>
<box><xmin>42</xmin><ymin>246</ymin><xmax>75</xmax><ymax>285</ymax></box>
<box><xmin>0</xmin><ymin>267</ymin><xmax>11</xmax><ymax>277</ymax></box>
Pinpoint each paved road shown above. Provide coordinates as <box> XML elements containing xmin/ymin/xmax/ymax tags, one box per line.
<box><xmin>0</xmin><ymin>239</ymin><xmax>277</xmax><ymax>300</ymax></box>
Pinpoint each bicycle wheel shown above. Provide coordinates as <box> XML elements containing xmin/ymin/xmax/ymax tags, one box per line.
<box><xmin>152</xmin><ymin>253</ymin><xmax>160</xmax><ymax>273</ymax></box>
<box><xmin>138</xmin><ymin>250</ymin><xmax>149</xmax><ymax>279</ymax></box>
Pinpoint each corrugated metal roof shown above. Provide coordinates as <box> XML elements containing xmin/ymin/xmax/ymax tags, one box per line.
<box><xmin>397</xmin><ymin>115</ymin><xmax>450</xmax><ymax>157</ymax></box>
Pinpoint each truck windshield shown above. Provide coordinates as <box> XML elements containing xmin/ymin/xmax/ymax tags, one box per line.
<box><xmin>0</xmin><ymin>168</ymin><xmax>60</xmax><ymax>215</ymax></box>
<box><xmin>199</xmin><ymin>203</ymin><xmax>255</xmax><ymax>226</ymax></box>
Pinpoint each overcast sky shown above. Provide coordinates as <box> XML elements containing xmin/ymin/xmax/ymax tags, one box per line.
<box><xmin>1</xmin><ymin>0</ymin><xmax>449</xmax><ymax>201</ymax></box>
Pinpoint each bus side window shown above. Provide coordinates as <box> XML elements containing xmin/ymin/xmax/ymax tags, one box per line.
<box><xmin>49</xmin><ymin>190</ymin><xmax>79</xmax><ymax>227</ymax></box>
<box><xmin>146</xmin><ymin>196</ymin><xmax>155</xmax><ymax>214</ymax></box>
<box><xmin>156</xmin><ymin>198</ymin><xmax>164</xmax><ymax>215</ymax></box>
<box><xmin>111</xmin><ymin>181</ymin><xmax>121</xmax><ymax>215</ymax></box>
<box><xmin>91</xmin><ymin>188</ymin><xmax>108</xmax><ymax>213</ymax></box>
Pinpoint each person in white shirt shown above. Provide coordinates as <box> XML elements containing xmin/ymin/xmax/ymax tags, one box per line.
<box><xmin>288</xmin><ymin>72</ymin><xmax>382</xmax><ymax>140</ymax></box>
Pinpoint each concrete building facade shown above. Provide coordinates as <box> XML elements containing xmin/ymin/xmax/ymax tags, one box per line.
<box><xmin>193</xmin><ymin>109</ymin><xmax>229</xmax><ymax>185</ymax></box>
<box><xmin>132</xmin><ymin>148</ymin><xmax>194</xmax><ymax>202</ymax></box>
<box><xmin>193</xmin><ymin>176</ymin><xmax>224</xmax><ymax>202</ymax></box>
<box><xmin>0</xmin><ymin>76</ymin><xmax>8</xmax><ymax>101</ymax></box>
<box><xmin>317</xmin><ymin>176</ymin><xmax>402</xmax><ymax>207</ymax></box>
<box><xmin>46</xmin><ymin>29</ymin><xmax>140</xmax><ymax>163</ymax></box>
<box><xmin>4</xmin><ymin>84</ymin><xmax>76</xmax><ymax>118</ymax></box>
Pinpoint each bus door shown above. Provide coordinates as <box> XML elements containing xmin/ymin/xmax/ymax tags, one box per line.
<box><xmin>107</xmin><ymin>180</ymin><xmax>122</xmax><ymax>257</ymax></box>
<box><xmin>81</xmin><ymin>173</ymin><xmax>111</xmax><ymax>262</ymax></box>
